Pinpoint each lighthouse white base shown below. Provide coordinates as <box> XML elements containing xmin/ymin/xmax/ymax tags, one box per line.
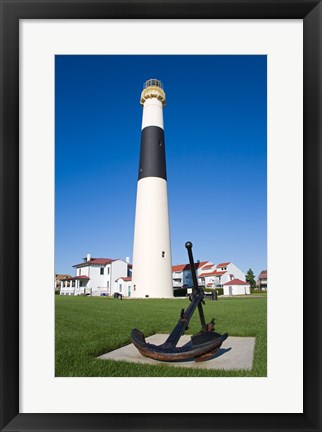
<box><xmin>132</xmin><ymin>177</ymin><xmax>173</xmax><ymax>298</ymax></box>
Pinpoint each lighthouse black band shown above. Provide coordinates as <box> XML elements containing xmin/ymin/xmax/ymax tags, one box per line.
<box><xmin>138</xmin><ymin>126</ymin><xmax>167</xmax><ymax>181</ymax></box>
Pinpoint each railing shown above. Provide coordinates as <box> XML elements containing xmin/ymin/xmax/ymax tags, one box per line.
<box><xmin>143</xmin><ymin>79</ymin><xmax>163</xmax><ymax>89</ymax></box>
<box><xmin>60</xmin><ymin>287</ymin><xmax>87</xmax><ymax>295</ymax></box>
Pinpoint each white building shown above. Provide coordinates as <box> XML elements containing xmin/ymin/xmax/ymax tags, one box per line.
<box><xmin>223</xmin><ymin>279</ymin><xmax>250</xmax><ymax>296</ymax></box>
<box><xmin>257</xmin><ymin>270</ymin><xmax>268</xmax><ymax>291</ymax></box>
<box><xmin>60</xmin><ymin>254</ymin><xmax>130</xmax><ymax>297</ymax></box>
<box><xmin>198</xmin><ymin>262</ymin><xmax>246</xmax><ymax>289</ymax></box>
<box><xmin>172</xmin><ymin>259</ymin><xmax>247</xmax><ymax>295</ymax></box>
<box><xmin>172</xmin><ymin>261</ymin><xmax>210</xmax><ymax>289</ymax></box>
<box><xmin>115</xmin><ymin>277</ymin><xmax>132</xmax><ymax>297</ymax></box>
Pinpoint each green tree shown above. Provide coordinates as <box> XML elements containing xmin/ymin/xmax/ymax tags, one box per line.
<box><xmin>246</xmin><ymin>268</ymin><xmax>257</xmax><ymax>291</ymax></box>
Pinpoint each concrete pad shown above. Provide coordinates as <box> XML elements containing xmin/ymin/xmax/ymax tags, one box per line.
<box><xmin>98</xmin><ymin>334</ymin><xmax>255</xmax><ymax>370</ymax></box>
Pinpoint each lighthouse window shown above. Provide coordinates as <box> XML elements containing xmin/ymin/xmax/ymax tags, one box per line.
<box><xmin>162</xmin><ymin>251</ymin><xmax>165</xmax><ymax>258</ymax></box>
<box><xmin>100</xmin><ymin>267</ymin><xmax>104</xmax><ymax>275</ymax></box>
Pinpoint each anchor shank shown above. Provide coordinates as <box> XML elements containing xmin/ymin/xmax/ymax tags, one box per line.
<box><xmin>186</xmin><ymin>242</ymin><xmax>200</xmax><ymax>295</ymax></box>
<box><xmin>186</xmin><ymin>241</ymin><xmax>206</xmax><ymax>329</ymax></box>
<box><xmin>163</xmin><ymin>291</ymin><xmax>203</xmax><ymax>347</ymax></box>
<box><xmin>197</xmin><ymin>302</ymin><xmax>206</xmax><ymax>329</ymax></box>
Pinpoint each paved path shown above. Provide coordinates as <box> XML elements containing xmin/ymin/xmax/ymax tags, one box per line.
<box><xmin>98</xmin><ymin>334</ymin><xmax>256</xmax><ymax>370</ymax></box>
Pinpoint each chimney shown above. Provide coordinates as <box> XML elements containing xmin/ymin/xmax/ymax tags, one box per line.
<box><xmin>87</xmin><ymin>253</ymin><xmax>91</xmax><ymax>262</ymax></box>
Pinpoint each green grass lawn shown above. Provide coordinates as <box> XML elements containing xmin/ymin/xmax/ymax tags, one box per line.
<box><xmin>55</xmin><ymin>295</ymin><xmax>267</xmax><ymax>377</ymax></box>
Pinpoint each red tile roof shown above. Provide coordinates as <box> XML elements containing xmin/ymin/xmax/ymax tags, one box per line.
<box><xmin>217</xmin><ymin>262</ymin><xmax>230</xmax><ymax>267</ymax></box>
<box><xmin>116</xmin><ymin>277</ymin><xmax>132</xmax><ymax>282</ymax></box>
<box><xmin>172</xmin><ymin>261</ymin><xmax>208</xmax><ymax>272</ymax></box>
<box><xmin>224</xmin><ymin>279</ymin><xmax>249</xmax><ymax>286</ymax></box>
<box><xmin>206</xmin><ymin>283</ymin><xmax>214</xmax><ymax>287</ymax></box>
<box><xmin>196</xmin><ymin>261</ymin><xmax>209</xmax><ymax>269</ymax></box>
<box><xmin>56</xmin><ymin>274</ymin><xmax>72</xmax><ymax>280</ymax></box>
<box><xmin>73</xmin><ymin>258</ymin><xmax>116</xmax><ymax>268</ymax></box>
<box><xmin>202</xmin><ymin>264</ymin><xmax>215</xmax><ymax>270</ymax></box>
<box><xmin>258</xmin><ymin>270</ymin><xmax>267</xmax><ymax>279</ymax></box>
<box><xmin>172</xmin><ymin>264</ymin><xmax>187</xmax><ymax>272</ymax></box>
<box><xmin>199</xmin><ymin>271</ymin><xmax>227</xmax><ymax>278</ymax></box>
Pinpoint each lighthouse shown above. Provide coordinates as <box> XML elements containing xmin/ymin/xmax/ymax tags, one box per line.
<box><xmin>132</xmin><ymin>79</ymin><xmax>173</xmax><ymax>298</ymax></box>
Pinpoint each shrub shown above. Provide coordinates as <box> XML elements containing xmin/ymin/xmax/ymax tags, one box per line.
<box><xmin>203</xmin><ymin>288</ymin><xmax>223</xmax><ymax>296</ymax></box>
<box><xmin>173</xmin><ymin>288</ymin><xmax>187</xmax><ymax>297</ymax></box>
<box><xmin>251</xmin><ymin>289</ymin><xmax>267</xmax><ymax>294</ymax></box>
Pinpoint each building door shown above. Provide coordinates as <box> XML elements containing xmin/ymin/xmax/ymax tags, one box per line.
<box><xmin>128</xmin><ymin>286</ymin><xmax>131</xmax><ymax>297</ymax></box>
<box><xmin>229</xmin><ymin>286</ymin><xmax>233</xmax><ymax>296</ymax></box>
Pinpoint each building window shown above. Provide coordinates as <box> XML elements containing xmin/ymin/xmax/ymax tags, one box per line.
<box><xmin>107</xmin><ymin>281</ymin><xmax>109</xmax><ymax>289</ymax></box>
<box><xmin>162</xmin><ymin>251</ymin><xmax>165</xmax><ymax>258</ymax></box>
<box><xmin>119</xmin><ymin>284</ymin><xmax>122</xmax><ymax>293</ymax></box>
<box><xmin>134</xmin><ymin>284</ymin><xmax>136</xmax><ymax>291</ymax></box>
<box><xmin>100</xmin><ymin>267</ymin><xmax>104</xmax><ymax>275</ymax></box>
<box><xmin>108</xmin><ymin>267</ymin><xmax>110</xmax><ymax>274</ymax></box>
<box><xmin>79</xmin><ymin>269</ymin><xmax>81</xmax><ymax>276</ymax></box>
<box><xmin>80</xmin><ymin>281</ymin><xmax>83</xmax><ymax>287</ymax></box>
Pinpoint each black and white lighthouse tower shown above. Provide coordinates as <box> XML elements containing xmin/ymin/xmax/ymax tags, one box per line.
<box><xmin>132</xmin><ymin>79</ymin><xmax>173</xmax><ymax>298</ymax></box>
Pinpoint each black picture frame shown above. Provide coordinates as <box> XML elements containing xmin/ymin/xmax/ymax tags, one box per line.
<box><xmin>1</xmin><ymin>1</ymin><xmax>321</xmax><ymax>431</ymax></box>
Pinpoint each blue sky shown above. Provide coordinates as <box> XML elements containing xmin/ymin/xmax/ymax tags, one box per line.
<box><xmin>55</xmin><ymin>55</ymin><xmax>267</xmax><ymax>278</ymax></box>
